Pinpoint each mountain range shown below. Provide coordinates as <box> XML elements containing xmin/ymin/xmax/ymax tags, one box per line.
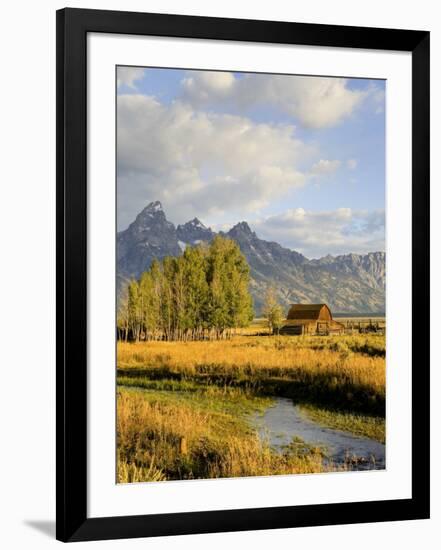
<box><xmin>117</xmin><ymin>201</ymin><xmax>385</xmax><ymax>315</ymax></box>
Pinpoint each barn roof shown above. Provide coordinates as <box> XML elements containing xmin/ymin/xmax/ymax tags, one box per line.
<box><xmin>287</xmin><ymin>303</ymin><xmax>332</xmax><ymax>320</ymax></box>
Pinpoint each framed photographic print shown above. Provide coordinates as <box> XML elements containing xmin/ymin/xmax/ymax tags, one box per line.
<box><xmin>56</xmin><ymin>8</ymin><xmax>430</xmax><ymax>542</ymax></box>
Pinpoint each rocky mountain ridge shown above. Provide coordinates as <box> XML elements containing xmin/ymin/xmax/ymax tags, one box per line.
<box><xmin>117</xmin><ymin>201</ymin><xmax>385</xmax><ymax>314</ymax></box>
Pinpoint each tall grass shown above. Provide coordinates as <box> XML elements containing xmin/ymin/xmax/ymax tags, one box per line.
<box><xmin>117</xmin><ymin>334</ymin><xmax>385</xmax><ymax>414</ymax></box>
<box><xmin>116</xmin><ymin>333</ymin><xmax>386</xmax><ymax>481</ymax></box>
<box><xmin>117</xmin><ymin>389</ymin><xmax>330</xmax><ymax>482</ymax></box>
<box><xmin>117</xmin><ymin>456</ymin><xmax>167</xmax><ymax>483</ymax></box>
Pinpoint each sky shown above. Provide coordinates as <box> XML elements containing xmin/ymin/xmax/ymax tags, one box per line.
<box><xmin>117</xmin><ymin>66</ymin><xmax>385</xmax><ymax>259</ymax></box>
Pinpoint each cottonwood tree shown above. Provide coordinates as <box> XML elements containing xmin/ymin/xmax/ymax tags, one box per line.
<box><xmin>128</xmin><ymin>280</ymin><xmax>142</xmax><ymax>341</ymax></box>
<box><xmin>120</xmin><ymin>236</ymin><xmax>253</xmax><ymax>341</ymax></box>
<box><xmin>263</xmin><ymin>287</ymin><xmax>284</xmax><ymax>335</ymax></box>
<box><xmin>117</xmin><ymin>284</ymin><xmax>130</xmax><ymax>342</ymax></box>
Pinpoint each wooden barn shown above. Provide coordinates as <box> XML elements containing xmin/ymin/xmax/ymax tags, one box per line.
<box><xmin>279</xmin><ymin>303</ymin><xmax>344</xmax><ymax>336</ymax></box>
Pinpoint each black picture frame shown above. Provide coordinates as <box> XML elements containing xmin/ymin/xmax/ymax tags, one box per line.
<box><xmin>56</xmin><ymin>8</ymin><xmax>430</xmax><ymax>543</ymax></box>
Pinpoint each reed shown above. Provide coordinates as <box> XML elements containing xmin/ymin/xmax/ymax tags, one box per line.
<box><xmin>116</xmin><ymin>333</ymin><xmax>386</xmax><ymax>481</ymax></box>
<box><xmin>117</xmin><ymin>389</ymin><xmax>331</xmax><ymax>482</ymax></box>
<box><xmin>117</xmin><ymin>334</ymin><xmax>386</xmax><ymax>414</ymax></box>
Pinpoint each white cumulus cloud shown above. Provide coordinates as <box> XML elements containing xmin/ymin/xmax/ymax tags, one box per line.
<box><xmin>181</xmin><ymin>71</ymin><xmax>368</xmax><ymax>129</ymax></box>
<box><xmin>181</xmin><ymin>71</ymin><xmax>235</xmax><ymax>102</ymax></box>
<box><xmin>117</xmin><ymin>94</ymin><xmax>314</xmax><ymax>229</ymax></box>
<box><xmin>252</xmin><ymin>208</ymin><xmax>385</xmax><ymax>258</ymax></box>
<box><xmin>311</xmin><ymin>159</ymin><xmax>341</xmax><ymax>175</ymax></box>
<box><xmin>117</xmin><ymin>67</ymin><xmax>146</xmax><ymax>90</ymax></box>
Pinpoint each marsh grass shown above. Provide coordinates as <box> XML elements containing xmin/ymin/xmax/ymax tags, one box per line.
<box><xmin>116</xmin><ymin>333</ymin><xmax>385</xmax><ymax>481</ymax></box>
<box><xmin>117</xmin><ymin>455</ymin><xmax>167</xmax><ymax>483</ymax></box>
<box><xmin>298</xmin><ymin>404</ymin><xmax>385</xmax><ymax>443</ymax></box>
<box><xmin>118</xmin><ymin>334</ymin><xmax>385</xmax><ymax>414</ymax></box>
<box><xmin>117</xmin><ymin>388</ymin><xmax>329</xmax><ymax>482</ymax></box>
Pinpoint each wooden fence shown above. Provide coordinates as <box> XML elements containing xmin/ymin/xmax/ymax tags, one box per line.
<box><xmin>339</xmin><ymin>320</ymin><xmax>386</xmax><ymax>335</ymax></box>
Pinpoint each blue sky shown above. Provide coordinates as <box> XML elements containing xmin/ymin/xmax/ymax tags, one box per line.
<box><xmin>117</xmin><ymin>66</ymin><xmax>385</xmax><ymax>258</ymax></box>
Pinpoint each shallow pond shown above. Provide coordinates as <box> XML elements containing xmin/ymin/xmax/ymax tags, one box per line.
<box><xmin>250</xmin><ymin>397</ymin><xmax>385</xmax><ymax>471</ymax></box>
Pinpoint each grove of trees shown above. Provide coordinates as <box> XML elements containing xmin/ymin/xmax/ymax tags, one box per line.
<box><xmin>117</xmin><ymin>236</ymin><xmax>254</xmax><ymax>342</ymax></box>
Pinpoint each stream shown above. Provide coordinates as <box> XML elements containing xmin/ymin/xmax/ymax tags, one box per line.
<box><xmin>250</xmin><ymin>397</ymin><xmax>385</xmax><ymax>471</ymax></box>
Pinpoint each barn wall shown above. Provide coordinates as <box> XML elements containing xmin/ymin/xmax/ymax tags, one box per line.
<box><xmin>318</xmin><ymin>306</ymin><xmax>332</xmax><ymax>321</ymax></box>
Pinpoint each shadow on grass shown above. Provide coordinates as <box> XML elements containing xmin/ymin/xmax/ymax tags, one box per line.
<box><xmin>117</xmin><ymin>369</ymin><xmax>385</xmax><ymax>417</ymax></box>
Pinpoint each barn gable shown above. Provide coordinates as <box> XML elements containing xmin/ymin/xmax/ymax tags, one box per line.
<box><xmin>287</xmin><ymin>303</ymin><xmax>332</xmax><ymax>321</ymax></box>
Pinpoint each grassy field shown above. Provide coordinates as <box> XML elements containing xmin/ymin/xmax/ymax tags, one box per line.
<box><xmin>117</xmin><ymin>387</ymin><xmax>329</xmax><ymax>482</ymax></box>
<box><xmin>117</xmin><ymin>328</ymin><xmax>386</xmax><ymax>482</ymax></box>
